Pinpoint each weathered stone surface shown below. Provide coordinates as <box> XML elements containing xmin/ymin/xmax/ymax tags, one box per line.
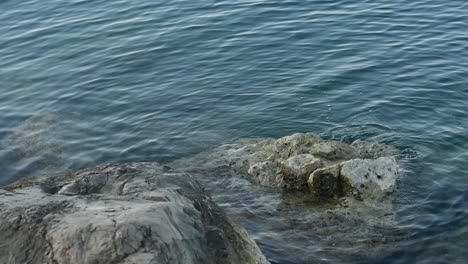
<box><xmin>248</xmin><ymin>160</ymin><xmax>284</xmax><ymax>186</ymax></box>
<box><xmin>310</xmin><ymin>141</ymin><xmax>358</xmax><ymax>161</ymax></box>
<box><xmin>340</xmin><ymin>157</ymin><xmax>399</xmax><ymax>199</ymax></box>
<box><xmin>254</xmin><ymin>133</ymin><xmax>323</xmax><ymax>159</ymax></box>
<box><xmin>173</xmin><ymin>133</ymin><xmax>399</xmax><ymax>199</ymax></box>
<box><xmin>280</xmin><ymin>154</ymin><xmax>324</xmax><ymax>190</ymax></box>
<box><xmin>167</xmin><ymin>133</ymin><xmax>404</xmax><ymax>262</ymax></box>
<box><xmin>306</xmin><ymin>157</ymin><xmax>399</xmax><ymax>200</ymax></box>
<box><xmin>246</xmin><ymin>154</ymin><xmax>324</xmax><ymax>190</ymax></box>
<box><xmin>351</xmin><ymin>140</ymin><xmax>400</xmax><ymax>159</ymax></box>
<box><xmin>0</xmin><ymin>163</ymin><xmax>269</xmax><ymax>264</ymax></box>
<box><xmin>307</xmin><ymin>164</ymin><xmax>342</xmax><ymax>198</ymax></box>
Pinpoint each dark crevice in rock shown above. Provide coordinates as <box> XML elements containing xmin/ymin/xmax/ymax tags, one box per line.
<box><xmin>43</xmin><ymin>229</ymin><xmax>58</xmax><ymax>264</ymax></box>
<box><xmin>117</xmin><ymin>176</ymin><xmax>134</xmax><ymax>195</ymax></box>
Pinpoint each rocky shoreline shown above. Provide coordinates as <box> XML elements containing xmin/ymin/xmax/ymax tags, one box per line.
<box><xmin>0</xmin><ymin>163</ymin><xmax>269</xmax><ymax>264</ymax></box>
<box><xmin>1</xmin><ymin>133</ymin><xmax>403</xmax><ymax>263</ymax></box>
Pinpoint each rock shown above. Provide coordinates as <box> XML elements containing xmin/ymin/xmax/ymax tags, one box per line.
<box><xmin>351</xmin><ymin>140</ymin><xmax>400</xmax><ymax>159</ymax></box>
<box><xmin>255</xmin><ymin>133</ymin><xmax>324</xmax><ymax>160</ymax></box>
<box><xmin>246</xmin><ymin>155</ymin><xmax>324</xmax><ymax>190</ymax></box>
<box><xmin>248</xmin><ymin>160</ymin><xmax>284</xmax><ymax>187</ymax></box>
<box><xmin>310</xmin><ymin>141</ymin><xmax>358</xmax><ymax>161</ymax></box>
<box><xmin>280</xmin><ymin>154</ymin><xmax>324</xmax><ymax>190</ymax></box>
<box><xmin>167</xmin><ymin>133</ymin><xmax>404</xmax><ymax>262</ymax></box>
<box><xmin>174</xmin><ymin>133</ymin><xmax>399</xmax><ymax>197</ymax></box>
<box><xmin>307</xmin><ymin>164</ymin><xmax>342</xmax><ymax>198</ymax></box>
<box><xmin>0</xmin><ymin>111</ymin><xmax>91</xmax><ymax>184</ymax></box>
<box><xmin>306</xmin><ymin>157</ymin><xmax>399</xmax><ymax>200</ymax></box>
<box><xmin>249</xmin><ymin>135</ymin><xmax>400</xmax><ymax>200</ymax></box>
<box><xmin>340</xmin><ymin>157</ymin><xmax>399</xmax><ymax>200</ymax></box>
<box><xmin>0</xmin><ymin>163</ymin><xmax>269</xmax><ymax>264</ymax></box>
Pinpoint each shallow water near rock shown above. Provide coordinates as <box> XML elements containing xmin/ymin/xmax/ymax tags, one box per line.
<box><xmin>1</xmin><ymin>0</ymin><xmax>468</xmax><ymax>263</ymax></box>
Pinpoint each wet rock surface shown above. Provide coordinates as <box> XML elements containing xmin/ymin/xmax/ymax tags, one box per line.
<box><xmin>0</xmin><ymin>163</ymin><xmax>269</xmax><ymax>264</ymax></box>
<box><xmin>1</xmin><ymin>132</ymin><xmax>404</xmax><ymax>263</ymax></box>
<box><xmin>170</xmin><ymin>133</ymin><xmax>404</xmax><ymax>262</ymax></box>
<box><xmin>173</xmin><ymin>133</ymin><xmax>400</xmax><ymax>200</ymax></box>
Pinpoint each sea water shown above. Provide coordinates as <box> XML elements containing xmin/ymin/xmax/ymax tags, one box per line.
<box><xmin>1</xmin><ymin>0</ymin><xmax>467</xmax><ymax>263</ymax></box>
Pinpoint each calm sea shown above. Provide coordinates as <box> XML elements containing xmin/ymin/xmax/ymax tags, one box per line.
<box><xmin>1</xmin><ymin>0</ymin><xmax>467</xmax><ymax>263</ymax></box>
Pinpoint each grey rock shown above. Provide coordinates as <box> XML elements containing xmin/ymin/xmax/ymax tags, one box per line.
<box><xmin>248</xmin><ymin>160</ymin><xmax>284</xmax><ymax>187</ymax></box>
<box><xmin>340</xmin><ymin>157</ymin><xmax>399</xmax><ymax>200</ymax></box>
<box><xmin>174</xmin><ymin>133</ymin><xmax>399</xmax><ymax>198</ymax></box>
<box><xmin>255</xmin><ymin>133</ymin><xmax>324</xmax><ymax>160</ymax></box>
<box><xmin>0</xmin><ymin>163</ymin><xmax>269</xmax><ymax>264</ymax></box>
<box><xmin>280</xmin><ymin>154</ymin><xmax>324</xmax><ymax>190</ymax></box>
<box><xmin>306</xmin><ymin>157</ymin><xmax>399</xmax><ymax>200</ymax></box>
<box><xmin>351</xmin><ymin>140</ymin><xmax>400</xmax><ymax>159</ymax></box>
<box><xmin>310</xmin><ymin>141</ymin><xmax>358</xmax><ymax>161</ymax></box>
<box><xmin>0</xmin><ymin>111</ymin><xmax>91</xmax><ymax>182</ymax></box>
<box><xmin>168</xmin><ymin>133</ymin><xmax>404</xmax><ymax>261</ymax></box>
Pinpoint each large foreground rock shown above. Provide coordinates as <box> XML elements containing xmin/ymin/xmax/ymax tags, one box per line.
<box><xmin>0</xmin><ymin>163</ymin><xmax>269</xmax><ymax>264</ymax></box>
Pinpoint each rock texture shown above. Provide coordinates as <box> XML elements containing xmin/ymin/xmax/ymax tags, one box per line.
<box><xmin>168</xmin><ymin>133</ymin><xmax>404</xmax><ymax>261</ymax></box>
<box><xmin>173</xmin><ymin>133</ymin><xmax>400</xmax><ymax>201</ymax></box>
<box><xmin>0</xmin><ymin>132</ymin><xmax>403</xmax><ymax>263</ymax></box>
<box><xmin>340</xmin><ymin>157</ymin><xmax>399</xmax><ymax>200</ymax></box>
<box><xmin>0</xmin><ymin>163</ymin><xmax>269</xmax><ymax>264</ymax></box>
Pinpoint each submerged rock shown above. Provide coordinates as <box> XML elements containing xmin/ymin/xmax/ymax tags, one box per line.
<box><xmin>0</xmin><ymin>163</ymin><xmax>269</xmax><ymax>264</ymax></box>
<box><xmin>0</xmin><ymin>111</ymin><xmax>90</xmax><ymax>183</ymax></box>
<box><xmin>169</xmin><ymin>133</ymin><xmax>403</xmax><ymax>261</ymax></box>
<box><xmin>173</xmin><ymin>133</ymin><xmax>400</xmax><ymax>200</ymax></box>
<box><xmin>351</xmin><ymin>140</ymin><xmax>400</xmax><ymax>159</ymax></box>
<box><xmin>1</xmin><ymin>132</ymin><xmax>403</xmax><ymax>263</ymax></box>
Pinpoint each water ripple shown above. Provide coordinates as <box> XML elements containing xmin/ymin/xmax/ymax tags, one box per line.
<box><xmin>1</xmin><ymin>0</ymin><xmax>468</xmax><ymax>263</ymax></box>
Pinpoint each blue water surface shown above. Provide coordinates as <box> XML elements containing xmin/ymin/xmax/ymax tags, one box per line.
<box><xmin>1</xmin><ymin>0</ymin><xmax>468</xmax><ymax>263</ymax></box>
